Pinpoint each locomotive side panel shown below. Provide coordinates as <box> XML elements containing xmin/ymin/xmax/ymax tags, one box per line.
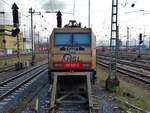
<box><xmin>91</xmin><ymin>30</ymin><xmax>96</xmax><ymax>74</ymax></box>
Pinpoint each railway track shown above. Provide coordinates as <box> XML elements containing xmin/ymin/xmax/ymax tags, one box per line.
<box><xmin>0</xmin><ymin>58</ymin><xmax>47</xmax><ymax>73</ymax></box>
<box><xmin>50</xmin><ymin>101</ymin><xmax>98</xmax><ymax>113</ymax></box>
<box><xmin>97</xmin><ymin>55</ymin><xmax>150</xmax><ymax>72</ymax></box>
<box><xmin>50</xmin><ymin>95</ymin><xmax>100</xmax><ymax>113</ymax></box>
<box><xmin>0</xmin><ymin>65</ymin><xmax>15</xmax><ymax>73</ymax></box>
<box><xmin>0</xmin><ymin>63</ymin><xmax>47</xmax><ymax>108</ymax></box>
<box><xmin>96</xmin><ymin>56</ymin><xmax>150</xmax><ymax>84</ymax></box>
<box><xmin>50</xmin><ymin>82</ymin><xmax>100</xmax><ymax>113</ymax></box>
<box><xmin>51</xmin><ymin>106</ymin><xmax>92</xmax><ymax>113</ymax></box>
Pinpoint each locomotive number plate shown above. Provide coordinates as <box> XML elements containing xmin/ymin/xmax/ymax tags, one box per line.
<box><xmin>64</xmin><ymin>62</ymin><xmax>82</xmax><ymax>69</ymax></box>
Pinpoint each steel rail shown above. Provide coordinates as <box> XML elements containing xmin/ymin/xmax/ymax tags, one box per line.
<box><xmin>0</xmin><ymin>63</ymin><xmax>47</xmax><ymax>86</ymax></box>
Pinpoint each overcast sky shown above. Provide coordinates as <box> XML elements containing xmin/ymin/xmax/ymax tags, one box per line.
<box><xmin>0</xmin><ymin>0</ymin><xmax>150</xmax><ymax>46</ymax></box>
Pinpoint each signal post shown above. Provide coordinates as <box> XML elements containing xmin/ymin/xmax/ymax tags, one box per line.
<box><xmin>12</xmin><ymin>3</ymin><xmax>22</xmax><ymax>70</ymax></box>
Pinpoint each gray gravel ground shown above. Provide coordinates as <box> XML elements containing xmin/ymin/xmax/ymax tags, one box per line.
<box><xmin>21</xmin><ymin>83</ymin><xmax>50</xmax><ymax>113</ymax></box>
<box><xmin>92</xmin><ymin>81</ymin><xmax>123</xmax><ymax>113</ymax></box>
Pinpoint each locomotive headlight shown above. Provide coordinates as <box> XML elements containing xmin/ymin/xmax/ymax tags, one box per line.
<box><xmin>83</xmin><ymin>63</ymin><xmax>91</xmax><ymax>68</ymax></box>
<box><xmin>53</xmin><ymin>63</ymin><xmax>63</xmax><ymax>68</ymax></box>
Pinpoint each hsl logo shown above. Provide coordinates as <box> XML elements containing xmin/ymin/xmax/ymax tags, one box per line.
<box><xmin>63</xmin><ymin>54</ymin><xmax>80</xmax><ymax>62</ymax></box>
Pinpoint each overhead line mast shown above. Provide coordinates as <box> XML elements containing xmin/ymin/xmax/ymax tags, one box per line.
<box><xmin>88</xmin><ymin>0</ymin><xmax>90</xmax><ymax>28</ymax></box>
<box><xmin>106</xmin><ymin>0</ymin><xmax>120</xmax><ymax>91</ymax></box>
<box><xmin>73</xmin><ymin>0</ymin><xmax>75</xmax><ymax>19</ymax></box>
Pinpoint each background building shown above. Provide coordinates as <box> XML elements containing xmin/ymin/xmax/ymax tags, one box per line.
<box><xmin>0</xmin><ymin>24</ymin><xmax>24</xmax><ymax>55</ymax></box>
<box><xmin>23</xmin><ymin>38</ymin><xmax>32</xmax><ymax>53</ymax></box>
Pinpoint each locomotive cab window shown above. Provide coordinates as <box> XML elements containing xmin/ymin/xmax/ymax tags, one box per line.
<box><xmin>54</xmin><ymin>32</ymin><xmax>91</xmax><ymax>47</ymax></box>
<box><xmin>73</xmin><ymin>33</ymin><xmax>90</xmax><ymax>46</ymax></box>
<box><xmin>55</xmin><ymin>33</ymin><xmax>72</xmax><ymax>46</ymax></box>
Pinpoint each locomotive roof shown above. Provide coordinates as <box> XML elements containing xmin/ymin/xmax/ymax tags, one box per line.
<box><xmin>53</xmin><ymin>27</ymin><xmax>92</xmax><ymax>33</ymax></box>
